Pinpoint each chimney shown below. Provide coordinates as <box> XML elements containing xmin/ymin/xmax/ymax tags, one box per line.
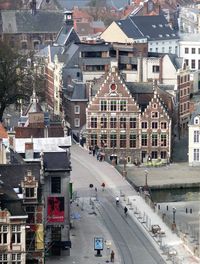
<box><xmin>25</xmin><ymin>142</ymin><xmax>34</xmax><ymax>159</ymax></box>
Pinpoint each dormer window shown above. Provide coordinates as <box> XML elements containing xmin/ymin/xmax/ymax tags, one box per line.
<box><xmin>194</xmin><ymin>117</ymin><xmax>199</xmax><ymax>125</ymax></box>
<box><xmin>25</xmin><ymin>188</ymin><xmax>35</xmax><ymax>198</ymax></box>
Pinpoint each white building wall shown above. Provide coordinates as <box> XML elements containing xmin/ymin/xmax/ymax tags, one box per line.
<box><xmin>162</xmin><ymin>55</ymin><xmax>177</xmax><ymax>85</ymax></box>
<box><xmin>188</xmin><ymin>117</ymin><xmax>200</xmax><ymax>166</ymax></box>
<box><xmin>148</xmin><ymin>39</ymin><xmax>179</xmax><ymax>55</ymax></box>
<box><xmin>179</xmin><ymin>38</ymin><xmax>200</xmax><ymax>71</ymax></box>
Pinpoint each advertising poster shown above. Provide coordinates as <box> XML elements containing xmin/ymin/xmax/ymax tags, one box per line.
<box><xmin>94</xmin><ymin>237</ymin><xmax>104</xmax><ymax>250</ymax></box>
<box><xmin>47</xmin><ymin>197</ymin><xmax>64</xmax><ymax>223</ymax></box>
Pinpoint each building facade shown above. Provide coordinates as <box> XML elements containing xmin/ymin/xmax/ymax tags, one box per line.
<box><xmin>188</xmin><ymin>105</ymin><xmax>200</xmax><ymax>166</ymax></box>
<box><xmin>86</xmin><ymin>67</ymin><xmax>172</xmax><ymax>164</ymax></box>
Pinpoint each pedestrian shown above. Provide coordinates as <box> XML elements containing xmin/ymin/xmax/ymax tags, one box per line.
<box><xmin>124</xmin><ymin>206</ymin><xmax>128</xmax><ymax>216</ymax></box>
<box><xmin>101</xmin><ymin>182</ymin><xmax>105</xmax><ymax>191</ymax></box>
<box><xmin>110</xmin><ymin>250</ymin><xmax>115</xmax><ymax>262</ymax></box>
<box><xmin>92</xmin><ymin>146</ymin><xmax>95</xmax><ymax>156</ymax></box>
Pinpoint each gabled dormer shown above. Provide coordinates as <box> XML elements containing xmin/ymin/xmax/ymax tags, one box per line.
<box><xmin>21</xmin><ymin>170</ymin><xmax>38</xmax><ymax>202</ymax></box>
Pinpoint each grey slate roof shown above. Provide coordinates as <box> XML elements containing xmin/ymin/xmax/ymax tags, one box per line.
<box><xmin>55</xmin><ymin>24</ymin><xmax>80</xmax><ymax>46</ymax></box>
<box><xmin>0</xmin><ymin>163</ymin><xmax>41</xmax><ymax>187</ymax></box>
<box><xmin>118</xmin><ymin>15</ymin><xmax>179</xmax><ymax>41</ymax></box>
<box><xmin>43</xmin><ymin>152</ymin><xmax>71</xmax><ymax>171</ymax></box>
<box><xmin>0</xmin><ymin>10</ymin><xmax>64</xmax><ymax>33</ymax></box>
<box><xmin>168</xmin><ymin>54</ymin><xmax>183</xmax><ymax>70</ymax></box>
<box><xmin>71</xmin><ymin>82</ymin><xmax>87</xmax><ymax>100</ymax></box>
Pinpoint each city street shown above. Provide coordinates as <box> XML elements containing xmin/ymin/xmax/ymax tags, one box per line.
<box><xmin>46</xmin><ymin>144</ymin><xmax>199</xmax><ymax>264</ymax></box>
<box><xmin>46</xmin><ymin>144</ymin><xmax>166</xmax><ymax>264</ymax></box>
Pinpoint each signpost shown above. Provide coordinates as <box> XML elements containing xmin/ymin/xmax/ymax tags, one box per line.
<box><xmin>94</xmin><ymin>237</ymin><xmax>104</xmax><ymax>257</ymax></box>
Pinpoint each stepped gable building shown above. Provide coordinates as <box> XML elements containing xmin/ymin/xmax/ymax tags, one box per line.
<box><xmin>86</xmin><ymin>67</ymin><xmax>171</xmax><ymax>164</ymax></box>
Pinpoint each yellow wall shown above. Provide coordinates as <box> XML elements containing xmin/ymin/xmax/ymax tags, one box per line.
<box><xmin>100</xmin><ymin>22</ymin><xmax>134</xmax><ymax>43</ymax></box>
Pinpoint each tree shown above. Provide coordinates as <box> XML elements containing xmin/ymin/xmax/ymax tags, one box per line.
<box><xmin>0</xmin><ymin>41</ymin><xmax>44</xmax><ymax>122</ymax></box>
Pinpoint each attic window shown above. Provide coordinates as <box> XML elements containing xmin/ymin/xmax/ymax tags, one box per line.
<box><xmin>166</xmin><ymin>34</ymin><xmax>170</xmax><ymax>37</ymax></box>
<box><xmin>172</xmin><ymin>34</ymin><xmax>176</xmax><ymax>36</ymax></box>
<box><xmin>118</xmin><ymin>22</ymin><xmax>121</xmax><ymax>25</ymax></box>
<box><xmin>146</xmin><ymin>35</ymin><xmax>150</xmax><ymax>38</ymax></box>
<box><xmin>152</xmin><ymin>25</ymin><xmax>156</xmax><ymax>28</ymax></box>
<box><xmin>194</xmin><ymin>117</ymin><xmax>199</xmax><ymax>125</ymax></box>
<box><xmin>159</xmin><ymin>34</ymin><xmax>163</xmax><ymax>37</ymax></box>
<box><xmin>159</xmin><ymin>24</ymin><xmax>163</xmax><ymax>27</ymax></box>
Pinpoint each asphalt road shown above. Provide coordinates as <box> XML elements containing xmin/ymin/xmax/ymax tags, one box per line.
<box><xmin>68</xmin><ymin>144</ymin><xmax>166</xmax><ymax>264</ymax></box>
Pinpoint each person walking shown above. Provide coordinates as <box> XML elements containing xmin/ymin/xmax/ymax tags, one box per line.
<box><xmin>110</xmin><ymin>250</ymin><xmax>115</xmax><ymax>262</ymax></box>
<box><xmin>124</xmin><ymin>206</ymin><xmax>128</xmax><ymax>216</ymax></box>
<box><xmin>101</xmin><ymin>182</ymin><xmax>105</xmax><ymax>191</ymax></box>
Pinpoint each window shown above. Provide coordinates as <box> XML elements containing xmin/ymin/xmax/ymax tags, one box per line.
<box><xmin>141</xmin><ymin>122</ymin><xmax>147</xmax><ymax>129</ymax></box>
<box><xmin>161</xmin><ymin>151</ymin><xmax>167</xmax><ymax>159</ymax></box>
<box><xmin>151</xmin><ymin>151</ymin><xmax>158</xmax><ymax>159</ymax></box>
<box><xmin>152</xmin><ymin>134</ymin><xmax>158</xmax><ymax>146</ymax></box>
<box><xmin>120</xmin><ymin>100</ymin><xmax>127</xmax><ymax>111</ymax></box>
<box><xmin>141</xmin><ymin>134</ymin><xmax>147</xmax><ymax>146</ymax></box>
<box><xmin>26</xmin><ymin>231</ymin><xmax>35</xmax><ymax>251</ymax></box>
<box><xmin>199</xmin><ymin>48</ymin><xmax>200</xmax><ymax>54</ymax></box>
<box><xmin>11</xmin><ymin>253</ymin><xmax>21</xmax><ymax>264</ymax></box>
<box><xmin>21</xmin><ymin>41</ymin><xmax>27</xmax><ymax>49</ymax></box>
<box><xmin>51</xmin><ymin>177</ymin><xmax>61</xmax><ymax>193</ymax></box>
<box><xmin>120</xmin><ymin>117</ymin><xmax>126</xmax><ymax>129</ymax></box>
<box><xmin>74</xmin><ymin>118</ymin><xmax>80</xmax><ymax>127</ymax></box>
<box><xmin>110</xmin><ymin>100</ymin><xmax>117</xmax><ymax>111</ymax></box>
<box><xmin>161</xmin><ymin>134</ymin><xmax>167</xmax><ymax>146</ymax></box>
<box><xmin>152</xmin><ymin>65</ymin><xmax>159</xmax><ymax>73</ymax></box>
<box><xmin>120</xmin><ymin>134</ymin><xmax>126</xmax><ymax>148</ymax></box>
<box><xmin>25</xmin><ymin>188</ymin><xmax>34</xmax><ymax>198</ymax></box>
<box><xmin>74</xmin><ymin>105</ymin><xmax>80</xmax><ymax>114</ymax></box>
<box><xmin>11</xmin><ymin>225</ymin><xmax>21</xmax><ymax>244</ymax></box>
<box><xmin>192</xmin><ymin>48</ymin><xmax>196</xmax><ymax>54</ymax></box>
<box><xmin>130</xmin><ymin>134</ymin><xmax>136</xmax><ymax>148</ymax></box>
<box><xmin>169</xmin><ymin>46</ymin><xmax>172</xmax><ymax>53</ymax></box>
<box><xmin>185</xmin><ymin>47</ymin><xmax>189</xmax><ymax>54</ymax></box>
<box><xmin>91</xmin><ymin>133</ymin><xmax>97</xmax><ymax>146</ymax></box>
<box><xmin>191</xmin><ymin>59</ymin><xmax>195</xmax><ymax>69</ymax></box>
<box><xmin>194</xmin><ymin>131</ymin><xmax>200</xmax><ymax>143</ymax></box>
<box><xmin>100</xmin><ymin>117</ymin><xmax>107</xmax><ymax>129</ymax></box>
<box><xmin>151</xmin><ymin>112</ymin><xmax>158</xmax><ymax>118</ymax></box>
<box><xmin>110</xmin><ymin>134</ymin><xmax>117</xmax><ymax>148</ymax></box>
<box><xmin>194</xmin><ymin>117</ymin><xmax>199</xmax><ymax>125</ymax></box>
<box><xmin>0</xmin><ymin>226</ymin><xmax>7</xmax><ymax>244</ymax></box>
<box><xmin>185</xmin><ymin>59</ymin><xmax>189</xmax><ymax>66</ymax></box>
<box><xmin>130</xmin><ymin>117</ymin><xmax>136</xmax><ymax>128</ymax></box>
<box><xmin>198</xmin><ymin>60</ymin><xmax>200</xmax><ymax>70</ymax></box>
<box><xmin>25</xmin><ymin>206</ymin><xmax>35</xmax><ymax>223</ymax></box>
<box><xmin>91</xmin><ymin>117</ymin><xmax>97</xmax><ymax>128</ymax></box>
<box><xmin>0</xmin><ymin>254</ymin><xmax>7</xmax><ymax>264</ymax></box>
<box><xmin>194</xmin><ymin>149</ymin><xmax>200</xmax><ymax>161</ymax></box>
<box><xmin>101</xmin><ymin>100</ymin><xmax>107</xmax><ymax>111</ymax></box>
<box><xmin>110</xmin><ymin>117</ymin><xmax>117</xmax><ymax>128</ymax></box>
<box><xmin>152</xmin><ymin>122</ymin><xmax>158</xmax><ymax>129</ymax></box>
<box><xmin>161</xmin><ymin>122</ymin><xmax>167</xmax><ymax>129</ymax></box>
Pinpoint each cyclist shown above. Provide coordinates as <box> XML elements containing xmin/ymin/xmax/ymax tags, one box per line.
<box><xmin>124</xmin><ymin>206</ymin><xmax>128</xmax><ymax>216</ymax></box>
<box><xmin>115</xmin><ymin>196</ymin><xmax>119</xmax><ymax>206</ymax></box>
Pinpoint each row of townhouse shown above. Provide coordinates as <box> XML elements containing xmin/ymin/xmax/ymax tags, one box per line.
<box><xmin>0</xmin><ymin>94</ymin><xmax>72</xmax><ymax>263</ymax></box>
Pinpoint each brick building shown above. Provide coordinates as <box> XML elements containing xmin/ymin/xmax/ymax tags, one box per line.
<box><xmin>86</xmin><ymin>67</ymin><xmax>172</xmax><ymax>164</ymax></box>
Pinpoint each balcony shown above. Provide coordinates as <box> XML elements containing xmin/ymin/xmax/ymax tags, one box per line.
<box><xmin>119</xmin><ymin>55</ymin><xmax>138</xmax><ymax>65</ymax></box>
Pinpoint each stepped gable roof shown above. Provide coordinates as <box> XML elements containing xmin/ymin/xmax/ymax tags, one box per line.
<box><xmin>0</xmin><ymin>123</ymin><xmax>8</xmax><ymax>138</ymax></box>
<box><xmin>43</xmin><ymin>152</ymin><xmax>71</xmax><ymax>172</ymax></box>
<box><xmin>0</xmin><ymin>10</ymin><xmax>63</xmax><ymax>34</ymax></box>
<box><xmin>126</xmin><ymin>15</ymin><xmax>179</xmax><ymax>41</ymax></box>
<box><xmin>126</xmin><ymin>82</ymin><xmax>174</xmax><ymax>115</ymax></box>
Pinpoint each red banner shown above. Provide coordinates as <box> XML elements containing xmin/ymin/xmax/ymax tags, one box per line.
<box><xmin>47</xmin><ymin>197</ymin><xmax>64</xmax><ymax>223</ymax></box>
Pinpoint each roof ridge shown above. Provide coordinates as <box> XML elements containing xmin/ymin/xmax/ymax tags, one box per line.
<box><xmin>128</xmin><ymin>16</ymin><xmax>145</xmax><ymax>37</ymax></box>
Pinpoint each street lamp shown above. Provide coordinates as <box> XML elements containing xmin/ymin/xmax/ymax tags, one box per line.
<box><xmin>172</xmin><ymin>207</ymin><xmax>176</xmax><ymax>231</ymax></box>
<box><xmin>145</xmin><ymin>170</ymin><xmax>148</xmax><ymax>189</ymax></box>
<box><xmin>172</xmin><ymin>207</ymin><xmax>176</xmax><ymax>224</ymax></box>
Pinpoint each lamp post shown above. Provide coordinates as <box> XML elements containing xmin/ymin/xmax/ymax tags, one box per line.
<box><xmin>172</xmin><ymin>207</ymin><xmax>176</xmax><ymax>231</ymax></box>
<box><xmin>145</xmin><ymin>170</ymin><xmax>148</xmax><ymax>189</ymax></box>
